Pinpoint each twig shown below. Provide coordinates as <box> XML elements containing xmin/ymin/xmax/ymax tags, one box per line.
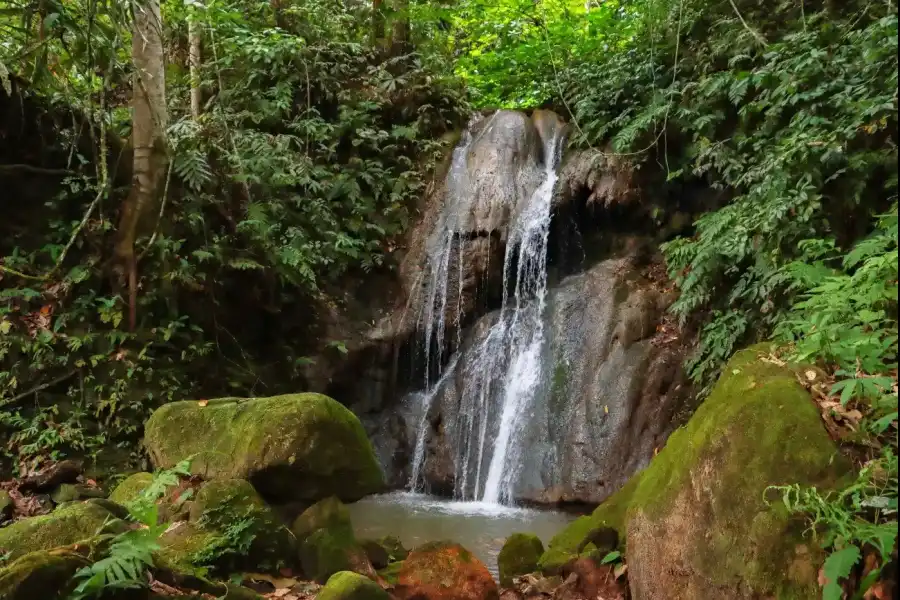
<box><xmin>0</xmin><ymin>370</ymin><xmax>78</xmax><ymax>409</ymax></box>
<box><xmin>0</xmin><ymin>164</ymin><xmax>73</xmax><ymax>176</ymax></box>
<box><xmin>727</xmin><ymin>0</ymin><xmax>768</xmax><ymax>46</ymax></box>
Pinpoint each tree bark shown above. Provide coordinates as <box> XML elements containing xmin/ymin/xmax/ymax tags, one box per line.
<box><xmin>389</xmin><ymin>0</ymin><xmax>410</xmax><ymax>56</ymax></box>
<box><xmin>188</xmin><ymin>16</ymin><xmax>201</xmax><ymax>119</ymax></box>
<box><xmin>372</xmin><ymin>0</ymin><xmax>386</xmax><ymax>49</ymax></box>
<box><xmin>115</xmin><ymin>0</ymin><xmax>168</xmax><ymax>331</ymax></box>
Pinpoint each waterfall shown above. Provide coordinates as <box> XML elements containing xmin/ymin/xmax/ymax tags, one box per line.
<box><xmin>406</xmin><ymin>111</ymin><xmax>566</xmax><ymax>505</ymax></box>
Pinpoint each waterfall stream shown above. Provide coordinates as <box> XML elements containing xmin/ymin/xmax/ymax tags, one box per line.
<box><xmin>407</xmin><ymin>112</ymin><xmax>566</xmax><ymax>505</ymax></box>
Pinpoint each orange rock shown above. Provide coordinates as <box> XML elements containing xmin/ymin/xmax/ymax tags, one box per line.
<box><xmin>395</xmin><ymin>541</ymin><xmax>499</xmax><ymax>600</ymax></box>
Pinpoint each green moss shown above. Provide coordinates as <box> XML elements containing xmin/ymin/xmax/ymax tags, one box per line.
<box><xmin>0</xmin><ymin>549</ymin><xmax>87</xmax><ymax>600</ymax></box>
<box><xmin>156</xmin><ymin>521</ymin><xmax>219</xmax><ymax>574</ymax></box>
<box><xmin>318</xmin><ymin>571</ymin><xmax>390</xmax><ymax>600</ymax></box>
<box><xmin>377</xmin><ymin>561</ymin><xmax>403</xmax><ymax>585</ymax></box>
<box><xmin>0</xmin><ymin>490</ymin><xmax>12</xmax><ymax>520</ymax></box>
<box><xmin>0</xmin><ymin>501</ymin><xmax>126</xmax><ymax>560</ymax></box>
<box><xmin>540</xmin><ymin>344</ymin><xmax>849</xmax><ymax>596</ymax></box>
<box><xmin>144</xmin><ymin>393</ymin><xmax>384</xmax><ymax>502</ymax></box>
<box><xmin>375</xmin><ymin>536</ymin><xmax>408</xmax><ymax>561</ymax></box>
<box><xmin>291</xmin><ymin>496</ymin><xmax>353</xmax><ymax>543</ymax></box>
<box><xmin>108</xmin><ymin>472</ymin><xmax>154</xmax><ymax>506</ymax></box>
<box><xmin>497</xmin><ymin>533</ymin><xmax>544</xmax><ymax>586</ymax></box>
<box><xmin>299</xmin><ymin>528</ymin><xmax>371</xmax><ymax>584</ymax></box>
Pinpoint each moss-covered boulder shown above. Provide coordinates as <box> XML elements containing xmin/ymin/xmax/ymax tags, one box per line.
<box><xmin>396</xmin><ymin>541</ymin><xmax>498</xmax><ymax>600</ymax></box>
<box><xmin>539</xmin><ymin>345</ymin><xmax>849</xmax><ymax>599</ymax></box>
<box><xmin>0</xmin><ymin>549</ymin><xmax>88</xmax><ymax>600</ymax></box>
<box><xmin>318</xmin><ymin>571</ymin><xmax>391</xmax><ymax>600</ymax></box>
<box><xmin>497</xmin><ymin>533</ymin><xmax>544</xmax><ymax>587</ymax></box>
<box><xmin>50</xmin><ymin>483</ymin><xmax>106</xmax><ymax>505</ymax></box>
<box><xmin>108</xmin><ymin>472</ymin><xmax>154</xmax><ymax>505</ymax></box>
<box><xmin>0</xmin><ymin>500</ymin><xmax>127</xmax><ymax>560</ymax></box>
<box><xmin>360</xmin><ymin>535</ymin><xmax>408</xmax><ymax>570</ymax></box>
<box><xmin>377</xmin><ymin>561</ymin><xmax>403</xmax><ymax>586</ymax></box>
<box><xmin>190</xmin><ymin>478</ymin><xmax>296</xmax><ymax>570</ymax></box>
<box><xmin>291</xmin><ymin>496</ymin><xmax>374</xmax><ymax>583</ymax></box>
<box><xmin>156</xmin><ymin>521</ymin><xmax>219</xmax><ymax>574</ymax></box>
<box><xmin>143</xmin><ymin>394</ymin><xmax>384</xmax><ymax>503</ymax></box>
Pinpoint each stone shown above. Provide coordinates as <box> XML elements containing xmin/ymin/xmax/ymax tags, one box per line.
<box><xmin>292</xmin><ymin>497</ymin><xmax>374</xmax><ymax>583</ymax></box>
<box><xmin>497</xmin><ymin>533</ymin><xmax>544</xmax><ymax>587</ymax></box>
<box><xmin>189</xmin><ymin>478</ymin><xmax>296</xmax><ymax>570</ymax></box>
<box><xmin>18</xmin><ymin>460</ymin><xmax>82</xmax><ymax>493</ymax></box>
<box><xmin>143</xmin><ymin>394</ymin><xmax>384</xmax><ymax>503</ymax></box>
<box><xmin>0</xmin><ymin>549</ymin><xmax>87</xmax><ymax>600</ymax></box>
<box><xmin>0</xmin><ymin>500</ymin><xmax>127</xmax><ymax>560</ymax></box>
<box><xmin>360</xmin><ymin>539</ymin><xmax>391</xmax><ymax>570</ymax></box>
<box><xmin>539</xmin><ymin>345</ymin><xmax>850</xmax><ymax>599</ymax></box>
<box><xmin>395</xmin><ymin>541</ymin><xmax>499</xmax><ymax>600</ymax></box>
<box><xmin>318</xmin><ymin>571</ymin><xmax>391</xmax><ymax>600</ymax></box>
<box><xmin>108</xmin><ymin>472</ymin><xmax>154</xmax><ymax>506</ymax></box>
<box><xmin>50</xmin><ymin>483</ymin><xmax>105</xmax><ymax>505</ymax></box>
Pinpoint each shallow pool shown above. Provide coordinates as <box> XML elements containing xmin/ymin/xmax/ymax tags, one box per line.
<box><xmin>347</xmin><ymin>492</ymin><xmax>576</xmax><ymax>578</ymax></box>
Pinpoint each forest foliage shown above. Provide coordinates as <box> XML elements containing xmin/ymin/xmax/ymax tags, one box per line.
<box><xmin>0</xmin><ymin>0</ymin><xmax>897</xmax><ymax>595</ymax></box>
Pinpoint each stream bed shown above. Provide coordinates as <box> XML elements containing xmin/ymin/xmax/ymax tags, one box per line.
<box><xmin>347</xmin><ymin>492</ymin><xmax>576</xmax><ymax>578</ymax></box>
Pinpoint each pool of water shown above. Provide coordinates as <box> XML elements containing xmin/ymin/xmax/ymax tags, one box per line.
<box><xmin>347</xmin><ymin>492</ymin><xmax>576</xmax><ymax>578</ymax></box>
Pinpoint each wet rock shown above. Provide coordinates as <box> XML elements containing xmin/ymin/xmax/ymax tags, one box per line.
<box><xmin>144</xmin><ymin>393</ymin><xmax>384</xmax><ymax>503</ymax></box>
<box><xmin>498</xmin><ymin>533</ymin><xmax>544</xmax><ymax>587</ymax></box>
<box><xmin>0</xmin><ymin>500</ymin><xmax>127</xmax><ymax>560</ymax></box>
<box><xmin>318</xmin><ymin>571</ymin><xmax>391</xmax><ymax>600</ymax></box>
<box><xmin>396</xmin><ymin>541</ymin><xmax>499</xmax><ymax>600</ymax></box>
<box><xmin>0</xmin><ymin>549</ymin><xmax>88</xmax><ymax>600</ymax></box>
<box><xmin>540</xmin><ymin>345</ymin><xmax>850</xmax><ymax>599</ymax></box>
<box><xmin>50</xmin><ymin>483</ymin><xmax>105</xmax><ymax>505</ymax></box>
<box><xmin>19</xmin><ymin>460</ymin><xmax>82</xmax><ymax>493</ymax></box>
<box><xmin>552</xmin><ymin>150</ymin><xmax>642</xmax><ymax>211</ymax></box>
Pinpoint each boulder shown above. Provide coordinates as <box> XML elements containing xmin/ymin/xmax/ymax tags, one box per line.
<box><xmin>539</xmin><ymin>345</ymin><xmax>850</xmax><ymax>599</ymax></box>
<box><xmin>497</xmin><ymin>533</ymin><xmax>544</xmax><ymax>587</ymax></box>
<box><xmin>189</xmin><ymin>479</ymin><xmax>296</xmax><ymax>570</ymax></box>
<box><xmin>396</xmin><ymin>541</ymin><xmax>499</xmax><ymax>600</ymax></box>
<box><xmin>360</xmin><ymin>535</ymin><xmax>408</xmax><ymax>569</ymax></box>
<box><xmin>318</xmin><ymin>571</ymin><xmax>391</xmax><ymax>600</ymax></box>
<box><xmin>156</xmin><ymin>521</ymin><xmax>219</xmax><ymax>573</ymax></box>
<box><xmin>108</xmin><ymin>472</ymin><xmax>154</xmax><ymax>506</ymax></box>
<box><xmin>143</xmin><ymin>394</ymin><xmax>384</xmax><ymax>503</ymax></box>
<box><xmin>292</xmin><ymin>497</ymin><xmax>374</xmax><ymax>583</ymax></box>
<box><xmin>0</xmin><ymin>500</ymin><xmax>127</xmax><ymax>560</ymax></box>
<box><xmin>0</xmin><ymin>549</ymin><xmax>87</xmax><ymax>600</ymax></box>
<box><xmin>50</xmin><ymin>483</ymin><xmax>105</xmax><ymax>505</ymax></box>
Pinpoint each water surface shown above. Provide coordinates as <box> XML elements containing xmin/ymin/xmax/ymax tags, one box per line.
<box><xmin>348</xmin><ymin>492</ymin><xmax>575</xmax><ymax>578</ymax></box>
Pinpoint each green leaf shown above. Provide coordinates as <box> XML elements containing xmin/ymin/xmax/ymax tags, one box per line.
<box><xmin>822</xmin><ymin>546</ymin><xmax>860</xmax><ymax>600</ymax></box>
<box><xmin>600</xmin><ymin>550</ymin><xmax>621</xmax><ymax>564</ymax></box>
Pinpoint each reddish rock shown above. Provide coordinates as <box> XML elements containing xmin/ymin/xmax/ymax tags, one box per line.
<box><xmin>396</xmin><ymin>541</ymin><xmax>499</xmax><ymax>600</ymax></box>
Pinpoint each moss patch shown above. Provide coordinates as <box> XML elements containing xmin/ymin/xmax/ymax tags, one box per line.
<box><xmin>0</xmin><ymin>501</ymin><xmax>126</xmax><ymax>560</ymax></box>
<box><xmin>498</xmin><ymin>533</ymin><xmax>544</xmax><ymax>586</ymax></box>
<box><xmin>108</xmin><ymin>472</ymin><xmax>154</xmax><ymax>506</ymax></box>
<box><xmin>0</xmin><ymin>549</ymin><xmax>88</xmax><ymax>600</ymax></box>
<box><xmin>144</xmin><ymin>394</ymin><xmax>383</xmax><ymax>503</ymax></box>
<box><xmin>377</xmin><ymin>561</ymin><xmax>403</xmax><ymax>585</ymax></box>
<box><xmin>299</xmin><ymin>528</ymin><xmax>372</xmax><ymax>584</ymax></box>
<box><xmin>291</xmin><ymin>496</ymin><xmax>353</xmax><ymax>543</ymax></box>
<box><xmin>318</xmin><ymin>571</ymin><xmax>390</xmax><ymax>600</ymax></box>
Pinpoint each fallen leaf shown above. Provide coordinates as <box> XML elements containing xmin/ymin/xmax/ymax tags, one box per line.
<box><xmin>614</xmin><ymin>562</ymin><xmax>628</xmax><ymax>579</ymax></box>
<box><xmin>198</xmin><ymin>399</ymin><xmax>208</xmax><ymax>407</ymax></box>
<box><xmin>273</xmin><ymin>589</ymin><xmax>291</xmax><ymax>598</ymax></box>
<box><xmin>805</xmin><ymin>370</ymin><xmax>817</xmax><ymax>381</ymax></box>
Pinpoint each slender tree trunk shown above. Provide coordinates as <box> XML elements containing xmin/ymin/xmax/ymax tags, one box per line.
<box><xmin>389</xmin><ymin>0</ymin><xmax>409</xmax><ymax>56</ymax></box>
<box><xmin>188</xmin><ymin>16</ymin><xmax>202</xmax><ymax>119</ymax></box>
<box><xmin>115</xmin><ymin>0</ymin><xmax>168</xmax><ymax>331</ymax></box>
<box><xmin>372</xmin><ymin>0</ymin><xmax>386</xmax><ymax>49</ymax></box>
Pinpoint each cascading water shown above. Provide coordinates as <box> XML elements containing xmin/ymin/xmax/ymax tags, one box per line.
<box><xmin>406</xmin><ymin>111</ymin><xmax>566</xmax><ymax>505</ymax></box>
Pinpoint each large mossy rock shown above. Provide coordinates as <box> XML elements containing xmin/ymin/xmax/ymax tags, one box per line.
<box><xmin>539</xmin><ymin>345</ymin><xmax>849</xmax><ymax>599</ymax></box>
<box><xmin>0</xmin><ymin>500</ymin><xmax>126</xmax><ymax>560</ymax></box>
<box><xmin>108</xmin><ymin>472</ymin><xmax>154</xmax><ymax>506</ymax></box>
<box><xmin>497</xmin><ymin>533</ymin><xmax>544</xmax><ymax>587</ymax></box>
<box><xmin>292</xmin><ymin>497</ymin><xmax>374</xmax><ymax>584</ymax></box>
<box><xmin>0</xmin><ymin>549</ymin><xmax>88</xmax><ymax>600</ymax></box>
<box><xmin>396</xmin><ymin>541</ymin><xmax>499</xmax><ymax>600</ymax></box>
<box><xmin>143</xmin><ymin>394</ymin><xmax>383</xmax><ymax>503</ymax></box>
<box><xmin>318</xmin><ymin>570</ymin><xmax>391</xmax><ymax>600</ymax></box>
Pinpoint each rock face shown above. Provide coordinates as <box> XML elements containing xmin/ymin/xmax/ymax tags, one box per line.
<box><xmin>497</xmin><ymin>533</ymin><xmax>544</xmax><ymax>587</ymax></box>
<box><xmin>396</xmin><ymin>541</ymin><xmax>499</xmax><ymax>600</ymax></box>
<box><xmin>539</xmin><ymin>345</ymin><xmax>850</xmax><ymax>599</ymax></box>
<box><xmin>408</xmin><ymin>257</ymin><xmax>688</xmax><ymax>503</ymax></box>
<box><xmin>0</xmin><ymin>500</ymin><xmax>127</xmax><ymax>560</ymax></box>
<box><xmin>143</xmin><ymin>393</ymin><xmax>384</xmax><ymax>503</ymax></box>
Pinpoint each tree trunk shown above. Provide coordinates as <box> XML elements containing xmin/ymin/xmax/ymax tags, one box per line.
<box><xmin>188</xmin><ymin>16</ymin><xmax>201</xmax><ymax>119</ymax></box>
<box><xmin>115</xmin><ymin>0</ymin><xmax>168</xmax><ymax>331</ymax></box>
<box><xmin>372</xmin><ymin>0</ymin><xmax>386</xmax><ymax>49</ymax></box>
<box><xmin>389</xmin><ymin>0</ymin><xmax>409</xmax><ymax>56</ymax></box>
